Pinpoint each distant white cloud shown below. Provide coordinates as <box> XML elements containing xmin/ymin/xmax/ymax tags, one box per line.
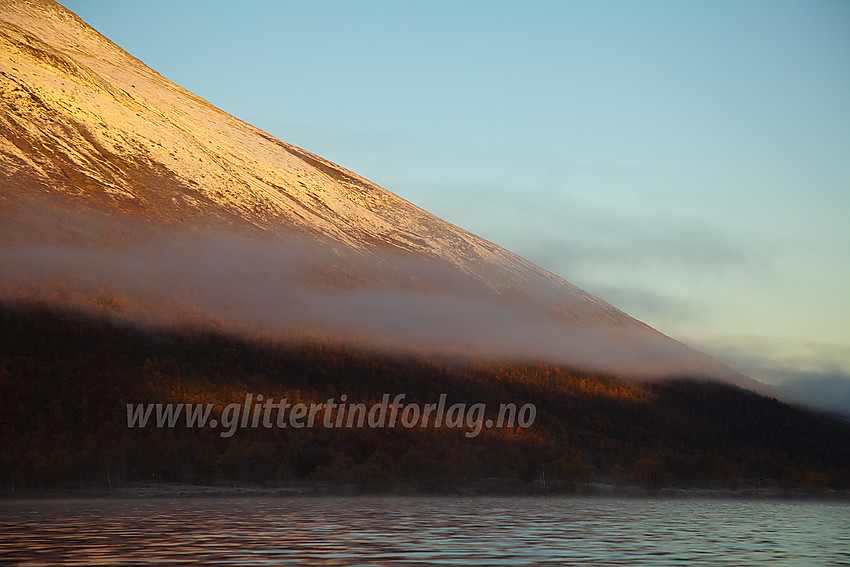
<box><xmin>685</xmin><ymin>333</ymin><xmax>850</xmax><ymax>416</ymax></box>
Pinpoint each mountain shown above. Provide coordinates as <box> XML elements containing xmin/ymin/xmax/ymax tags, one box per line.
<box><xmin>3</xmin><ymin>1</ymin><xmax>850</xmax><ymax>497</ymax></box>
<box><xmin>1</xmin><ymin>0</ymin><xmax>742</xmax><ymax>381</ymax></box>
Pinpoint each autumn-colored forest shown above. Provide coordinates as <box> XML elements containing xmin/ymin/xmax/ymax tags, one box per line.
<box><xmin>2</xmin><ymin>299</ymin><xmax>849</xmax><ymax>495</ymax></box>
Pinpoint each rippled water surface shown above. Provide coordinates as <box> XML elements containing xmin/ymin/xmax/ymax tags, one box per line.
<box><xmin>1</xmin><ymin>497</ymin><xmax>848</xmax><ymax>565</ymax></box>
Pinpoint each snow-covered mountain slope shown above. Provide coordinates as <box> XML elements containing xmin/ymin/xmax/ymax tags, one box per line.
<box><xmin>2</xmin><ymin>0</ymin><xmax>519</xmax><ymax>267</ymax></box>
<box><xmin>0</xmin><ymin>0</ymin><xmax>747</xmax><ymax>381</ymax></box>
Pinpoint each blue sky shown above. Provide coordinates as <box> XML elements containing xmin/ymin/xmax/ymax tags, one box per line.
<box><xmin>61</xmin><ymin>0</ymin><xmax>850</xmax><ymax>406</ymax></box>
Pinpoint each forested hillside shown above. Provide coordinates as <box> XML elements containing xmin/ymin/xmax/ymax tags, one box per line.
<box><xmin>2</xmin><ymin>300</ymin><xmax>848</xmax><ymax>494</ymax></box>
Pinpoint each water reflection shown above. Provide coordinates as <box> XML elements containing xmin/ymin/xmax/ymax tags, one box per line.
<box><xmin>1</xmin><ymin>497</ymin><xmax>848</xmax><ymax>565</ymax></box>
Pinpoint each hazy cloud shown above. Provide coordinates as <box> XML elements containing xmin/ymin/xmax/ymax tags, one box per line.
<box><xmin>773</xmin><ymin>373</ymin><xmax>850</xmax><ymax>418</ymax></box>
<box><xmin>0</xmin><ymin>204</ymin><xmax>743</xmax><ymax>382</ymax></box>
<box><xmin>688</xmin><ymin>333</ymin><xmax>850</xmax><ymax>416</ymax></box>
<box><xmin>574</xmin><ymin>282</ymin><xmax>705</xmax><ymax>325</ymax></box>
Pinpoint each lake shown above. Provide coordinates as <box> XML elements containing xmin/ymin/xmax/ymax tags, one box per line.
<box><xmin>1</xmin><ymin>497</ymin><xmax>848</xmax><ymax>565</ymax></box>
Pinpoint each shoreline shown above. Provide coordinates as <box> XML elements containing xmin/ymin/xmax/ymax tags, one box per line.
<box><xmin>3</xmin><ymin>480</ymin><xmax>848</xmax><ymax>502</ymax></box>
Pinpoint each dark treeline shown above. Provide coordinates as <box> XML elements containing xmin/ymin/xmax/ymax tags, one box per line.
<box><xmin>1</xmin><ymin>300</ymin><xmax>849</xmax><ymax>494</ymax></box>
